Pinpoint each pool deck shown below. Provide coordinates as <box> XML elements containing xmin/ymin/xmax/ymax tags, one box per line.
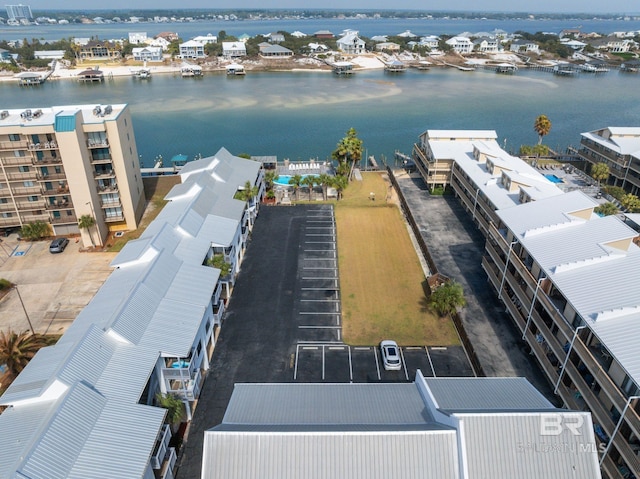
<box><xmin>534</xmin><ymin>163</ymin><xmax>605</xmax><ymax>202</ymax></box>
<box><xmin>277</xmin><ymin>160</ymin><xmax>332</xmax><ymax>177</ymax></box>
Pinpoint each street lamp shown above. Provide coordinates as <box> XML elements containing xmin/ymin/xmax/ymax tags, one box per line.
<box><xmin>14</xmin><ymin>285</ymin><xmax>35</xmax><ymax>335</ymax></box>
<box><xmin>85</xmin><ymin>201</ymin><xmax>103</xmax><ymax>247</ymax></box>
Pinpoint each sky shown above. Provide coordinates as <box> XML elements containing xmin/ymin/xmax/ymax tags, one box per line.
<box><xmin>16</xmin><ymin>1</ymin><xmax>638</xmax><ymax>15</ymax></box>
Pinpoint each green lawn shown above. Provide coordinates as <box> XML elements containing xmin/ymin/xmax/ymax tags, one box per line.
<box><xmin>335</xmin><ymin>172</ymin><xmax>460</xmax><ymax>346</ymax></box>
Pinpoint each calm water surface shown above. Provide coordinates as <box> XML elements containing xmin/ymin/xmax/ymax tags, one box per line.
<box><xmin>0</xmin><ymin>68</ymin><xmax>639</xmax><ymax>166</ymax></box>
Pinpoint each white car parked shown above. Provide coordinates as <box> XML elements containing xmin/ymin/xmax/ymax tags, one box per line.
<box><xmin>380</xmin><ymin>340</ymin><xmax>402</xmax><ymax>371</ymax></box>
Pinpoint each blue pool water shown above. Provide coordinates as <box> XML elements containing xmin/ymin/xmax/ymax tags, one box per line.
<box><xmin>274</xmin><ymin>174</ymin><xmax>311</xmax><ymax>186</ymax></box>
<box><xmin>545</xmin><ymin>174</ymin><xmax>564</xmax><ymax>184</ymax></box>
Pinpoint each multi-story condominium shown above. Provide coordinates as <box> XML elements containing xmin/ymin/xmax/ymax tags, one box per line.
<box><xmin>0</xmin><ymin>104</ymin><xmax>145</xmax><ymax>246</ymax></box>
<box><xmin>77</xmin><ymin>40</ymin><xmax>121</xmax><ymax>61</ymax></box>
<box><xmin>0</xmin><ymin>148</ymin><xmax>264</xmax><ymax>479</ymax></box>
<box><xmin>203</xmin><ymin>373</ymin><xmax>601</xmax><ymax>479</ymax></box>
<box><xmin>415</xmin><ymin>129</ymin><xmax>640</xmax><ymax>478</ymax></box>
<box><xmin>483</xmin><ymin>191</ymin><xmax>640</xmax><ymax>479</ymax></box>
<box><xmin>5</xmin><ymin>4</ymin><xmax>32</xmax><ymax>22</ymax></box>
<box><xmin>578</xmin><ymin>127</ymin><xmax>640</xmax><ymax>196</ymax></box>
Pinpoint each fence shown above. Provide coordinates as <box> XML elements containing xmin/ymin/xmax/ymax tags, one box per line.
<box><xmin>386</xmin><ymin>166</ymin><xmax>485</xmax><ymax>377</ymax></box>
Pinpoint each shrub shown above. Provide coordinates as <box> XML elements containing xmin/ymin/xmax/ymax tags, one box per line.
<box><xmin>0</xmin><ymin>278</ymin><xmax>12</xmax><ymax>290</ymax></box>
<box><xmin>602</xmin><ymin>186</ymin><xmax>626</xmax><ymax>202</ymax></box>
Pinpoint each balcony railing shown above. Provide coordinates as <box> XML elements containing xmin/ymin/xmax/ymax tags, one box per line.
<box><xmin>100</xmin><ymin>198</ymin><xmax>121</xmax><ymax>208</ymax></box>
<box><xmin>45</xmin><ymin>201</ymin><xmax>71</xmax><ymax>211</ymax></box>
<box><xmin>11</xmin><ymin>186</ymin><xmax>42</xmax><ymax>196</ymax></box>
<box><xmin>1</xmin><ymin>156</ymin><xmax>32</xmax><ymax>166</ymax></box>
<box><xmin>213</xmin><ymin>301</ymin><xmax>225</xmax><ymax>325</ymax></box>
<box><xmin>28</xmin><ymin>141</ymin><xmax>58</xmax><ymax>151</ymax></box>
<box><xmin>87</xmin><ymin>138</ymin><xmax>109</xmax><ymax>148</ymax></box>
<box><xmin>36</xmin><ymin>172</ymin><xmax>66</xmax><ymax>181</ymax></box>
<box><xmin>90</xmin><ymin>157</ymin><xmax>113</xmax><ymax>165</ymax></box>
<box><xmin>32</xmin><ymin>156</ymin><xmax>62</xmax><ymax>165</ymax></box>
<box><xmin>97</xmin><ymin>184</ymin><xmax>118</xmax><ymax>193</ymax></box>
<box><xmin>6</xmin><ymin>172</ymin><xmax>37</xmax><ymax>182</ymax></box>
<box><xmin>15</xmin><ymin>201</ymin><xmax>42</xmax><ymax>210</ymax></box>
<box><xmin>50</xmin><ymin>214</ymin><xmax>77</xmax><ymax>224</ymax></box>
<box><xmin>93</xmin><ymin>170</ymin><xmax>115</xmax><ymax>179</ymax></box>
<box><xmin>0</xmin><ymin>140</ymin><xmax>29</xmax><ymax>150</ymax></box>
<box><xmin>0</xmin><ymin>217</ymin><xmax>20</xmax><ymax>227</ymax></box>
<box><xmin>151</xmin><ymin>424</ymin><xmax>172</xmax><ymax>470</ymax></box>
<box><xmin>104</xmin><ymin>213</ymin><xmax>125</xmax><ymax>223</ymax></box>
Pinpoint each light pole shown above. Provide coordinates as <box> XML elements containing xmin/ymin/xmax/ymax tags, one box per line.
<box><xmin>14</xmin><ymin>285</ymin><xmax>35</xmax><ymax>335</ymax></box>
<box><xmin>85</xmin><ymin>201</ymin><xmax>103</xmax><ymax>247</ymax></box>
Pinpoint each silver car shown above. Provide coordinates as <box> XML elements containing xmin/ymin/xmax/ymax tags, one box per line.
<box><xmin>380</xmin><ymin>340</ymin><xmax>402</xmax><ymax>371</ymax></box>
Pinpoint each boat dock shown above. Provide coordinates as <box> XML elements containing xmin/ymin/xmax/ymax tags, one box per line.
<box><xmin>77</xmin><ymin>67</ymin><xmax>105</xmax><ymax>82</ymax></box>
<box><xmin>226</xmin><ymin>63</ymin><xmax>246</xmax><ymax>76</ymax></box>
<box><xmin>443</xmin><ymin>62</ymin><xmax>475</xmax><ymax>71</ymax></box>
<box><xmin>181</xmin><ymin>63</ymin><xmax>203</xmax><ymax>77</ymax></box>
<box><xmin>332</xmin><ymin>61</ymin><xmax>354</xmax><ymax>75</ymax></box>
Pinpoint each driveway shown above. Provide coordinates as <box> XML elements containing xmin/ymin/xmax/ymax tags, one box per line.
<box><xmin>0</xmin><ymin>235</ymin><xmax>115</xmax><ymax>335</ymax></box>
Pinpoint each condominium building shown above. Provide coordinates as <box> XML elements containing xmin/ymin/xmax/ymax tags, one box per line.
<box><xmin>0</xmin><ymin>104</ymin><xmax>145</xmax><ymax>246</ymax></box>
<box><xmin>415</xmin><ymin>129</ymin><xmax>640</xmax><ymax>478</ymax></box>
<box><xmin>483</xmin><ymin>191</ymin><xmax>640</xmax><ymax>479</ymax></box>
<box><xmin>5</xmin><ymin>4</ymin><xmax>32</xmax><ymax>22</ymax></box>
<box><xmin>578</xmin><ymin>127</ymin><xmax>640</xmax><ymax>196</ymax></box>
<box><xmin>0</xmin><ymin>148</ymin><xmax>264</xmax><ymax>479</ymax></box>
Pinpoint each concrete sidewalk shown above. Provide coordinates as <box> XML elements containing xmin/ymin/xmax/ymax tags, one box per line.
<box><xmin>394</xmin><ymin>172</ymin><xmax>556</xmax><ymax>401</ymax></box>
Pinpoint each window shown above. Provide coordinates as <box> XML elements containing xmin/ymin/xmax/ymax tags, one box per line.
<box><xmin>23</xmin><ymin>181</ymin><xmax>34</xmax><ymax>187</ymax></box>
<box><xmin>0</xmin><ymin>198</ymin><xmax>7</xmax><ymax>204</ymax></box>
<box><xmin>1</xmin><ymin>212</ymin><xmax>12</xmax><ymax>218</ymax></box>
<box><xmin>28</xmin><ymin>196</ymin><xmax>38</xmax><ymax>202</ymax></box>
<box><xmin>18</xmin><ymin>165</ymin><xmax>29</xmax><ymax>172</ymax></box>
<box><xmin>9</xmin><ymin>134</ymin><xmax>20</xmax><ymax>141</ymax></box>
<box><xmin>14</xmin><ymin>150</ymin><xmax>25</xmax><ymax>158</ymax></box>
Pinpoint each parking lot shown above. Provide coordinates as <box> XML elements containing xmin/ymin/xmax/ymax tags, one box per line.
<box><xmin>0</xmin><ymin>235</ymin><xmax>115</xmax><ymax>334</ymax></box>
<box><xmin>293</xmin><ymin>343</ymin><xmax>474</xmax><ymax>382</ymax></box>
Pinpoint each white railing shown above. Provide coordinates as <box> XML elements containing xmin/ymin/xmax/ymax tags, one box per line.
<box><xmin>151</xmin><ymin>424</ymin><xmax>172</xmax><ymax>470</ymax></box>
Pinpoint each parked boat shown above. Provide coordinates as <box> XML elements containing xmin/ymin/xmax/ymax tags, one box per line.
<box><xmin>132</xmin><ymin>68</ymin><xmax>151</xmax><ymax>79</ymax></box>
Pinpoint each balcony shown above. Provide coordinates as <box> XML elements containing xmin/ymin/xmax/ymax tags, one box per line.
<box><xmin>15</xmin><ymin>201</ymin><xmax>43</xmax><ymax>210</ymax></box>
<box><xmin>87</xmin><ymin>138</ymin><xmax>109</xmax><ymax>148</ymax></box>
<box><xmin>0</xmin><ymin>217</ymin><xmax>20</xmax><ymax>227</ymax></box>
<box><xmin>0</xmin><ymin>202</ymin><xmax>15</xmax><ymax>212</ymax></box>
<box><xmin>163</xmin><ymin>366</ymin><xmax>202</xmax><ymax>402</ymax></box>
<box><xmin>1</xmin><ymin>156</ymin><xmax>32</xmax><ymax>166</ymax></box>
<box><xmin>6</xmin><ymin>172</ymin><xmax>37</xmax><ymax>182</ymax></box>
<box><xmin>32</xmin><ymin>156</ymin><xmax>62</xmax><ymax>165</ymax></box>
<box><xmin>97</xmin><ymin>184</ymin><xmax>118</xmax><ymax>193</ymax></box>
<box><xmin>36</xmin><ymin>172</ymin><xmax>66</xmax><ymax>181</ymax></box>
<box><xmin>213</xmin><ymin>301</ymin><xmax>225</xmax><ymax>325</ymax></box>
<box><xmin>45</xmin><ymin>200</ymin><xmax>71</xmax><ymax>211</ymax></box>
<box><xmin>50</xmin><ymin>213</ymin><xmax>77</xmax><ymax>224</ymax></box>
<box><xmin>100</xmin><ymin>198</ymin><xmax>121</xmax><ymax>208</ymax></box>
<box><xmin>28</xmin><ymin>141</ymin><xmax>58</xmax><ymax>151</ymax></box>
<box><xmin>151</xmin><ymin>424</ymin><xmax>172</xmax><ymax>470</ymax></box>
<box><xmin>93</xmin><ymin>170</ymin><xmax>115</xmax><ymax>179</ymax></box>
<box><xmin>91</xmin><ymin>157</ymin><xmax>113</xmax><ymax>165</ymax></box>
<box><xmin>12</xmin><ymin>186</ymin><xmax>42</xmax><ymax>196</ymax></box>
<box><xmin>104</xmin><ymin>213</ymin><xmax>124</xmax><ymax>223</ymax></box>
<box><xmin>21</xmin><ymin>213</ymin><xmax>49</xmax><ymax>223</ymax></box>
<box><xmin>0</xmin><ymin>139</ymin><xmax>29</xmax><ymax>150</ymax></box>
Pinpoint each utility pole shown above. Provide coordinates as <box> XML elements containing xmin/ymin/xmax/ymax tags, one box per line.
<box><xmin>14</xmin><ymin>285</ymin><xmax>35</xmax><ymax>335</ymax></box>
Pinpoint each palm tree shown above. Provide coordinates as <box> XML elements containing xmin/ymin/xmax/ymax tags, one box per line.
<box><xmin>533</xmin><ymin>114</ymin><xmax>552</xmax><ymax>145</ymax></box>
<box><xmin>234</xmin><ymin>180</ymin><xmax>259</xmax><ymax>203</ymax></box>
<box><xmin>302</xmin><ymin>175</ymin><xmax>317</xmax><ymax>201</ymax></box>
<box><xmin>264</xmin><ymin>170</ymin><xmax>279</xmax><ymax>192</ymax></box>
<box><xmin>316</xmin><ymin>173</ymin><xmax>332</xmax><ymax>201</ymax></box>
<box><xmin>330</xmin><ymin>175</ymin><xmax>349</xmax><ymax>201</ymax></box>
<box><xmin>620</xmin><ymin>193</ymin><xmax>640</xmax><ymax>213</ymax></box>
<box><xmin>429</xmin><ymin>281</ymin><xmax>467</xmax><ymax>317</ymax></box>
<box><xmin>78</xmin><ymin>214</ymin><xmax>96</xmax><ymax>247</ymax></box>
<box><xmin>590</xmin><ymin>162</ymin><xmax>609</xmax><ymax>187</ymax></box>
<box><xmin>155</xmin><ymin>392</ymin><xmax>185</xmax><ymax>432</ymax></box>
<box><xmin>288</xmin><ymin>174</ymin><xmax>303</xmax><ymax>201</ymax></box>
<box><xmin>331</xmin><ymin>128</ymin><xmax>364</xmax><ymax>180</ymax></box>
<box><xmin>594</xmin><ymin>202</ymin><xmax>618</xmax><ymax>217</ymax></box>
<box><xmin>0</xmin><ymin>330</ymin><xmax>55</xmax><ymax>383</ymax></box>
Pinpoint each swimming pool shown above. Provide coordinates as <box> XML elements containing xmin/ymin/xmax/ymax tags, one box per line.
<box><xmin>544</xmin><ymin>174</ymin><xmax>564</xmax><ymax>184</ymax></box>
<box><xmin>274</xmin><ymin>174</ymin><xmax>313</xmax><ymax>186</ymax></box>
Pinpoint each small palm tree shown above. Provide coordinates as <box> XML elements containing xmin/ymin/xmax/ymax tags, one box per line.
<box><xmin>155</xmin><ymin>392</ymin><xmax>185</xmax><ymax>431</ymax></box>
<box><xmin>429</xmin><ymin>281</ymin><xmax>467</xmax><ymax>317</ymax></box>
<box><xmin>234</xmin><ymin>180</ymin><xmax>259</xmax><ymax>203</ymax></box>
<box><xmin>264</xmin><ymin>170</ymin><xmax>279</xmax><ymax>192</ymax></box>
<box><xmin>594</xmin><ymin>202</ymin><xmax>618</xmax><ymax>217</ymax></box>
<box><xmin>316</xmin><ymin>173</ymin><xmax>332</xmax><ymax>201</ymax></box>
<box><xmin>302</xmin><ymin>175</ymin><xmax>317</xmax><ymax>201</ymax></box>
<box><xmin>78</xmin><ymin>214</ymin><xmax>96</xmax><ymax>247</ymax></box>
<box><xmin>590</xmin><ymin>162</ymin><xmax>609</xmax><ymax>187</ymax></box>
<box><xmin>533</xmin><ymin>114</ymin><xmax>552</xmax><ymax>145</ymax></box>
<box><xmin>0</xmin><ymin>330</ymin><xmax>55</xmax><ymax>383</ymax></box>
<box><xmin>288</xmin><ymin>174</ymin><xmax>303</xmax><ymax>201</ymax></box>
<box><xmin>331</xmin><ymin>175</ymin><xmax>349</xmax><ymax>201</ymax></box>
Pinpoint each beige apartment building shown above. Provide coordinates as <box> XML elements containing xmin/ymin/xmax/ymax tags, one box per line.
<box><xmin>0</xmin><ymin>104</ymin><xmax>145</xmax><ymax>247</ymax></box>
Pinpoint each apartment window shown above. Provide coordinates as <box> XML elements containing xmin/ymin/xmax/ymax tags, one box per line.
<box><xmin>18</xmin><ymin>165</ymin><xmax>29</xmax><ymax>172</ymax></box>
<box><xmin>0</xmin><ymin>198</ymin><xmax>7</xmax><ymax>204</ymax></box>
<box><xmin>28</xmin><ymin>196</ymin><xmax>38</xmax><ymax>202</ymax></box>
<box><xmin>23</xmin><ymin>181</ymin><xmax>34</xmax><ymax>187</ymax></box>
<box><xmin>66</xmin><ymin>210</ymin><xmax>73</xmax><ymax>216</ymax></box>
<box><xmin>8</xmin><ymin>134</ymin><xmax>20</xmax><ymax>141</ymax></box>
<box><xmin>54</xmin><ymin>166</ymin><xmax>61</xmax><ymax>174</ymax></box>
<box><xmin>1</xmin><ymin>212</ymin><xmax>12</xmax><ymax>218</ymax></box>
<box><xmin>14</xmin><ymin>150</ymin><xmax>25</xmax><ymax>157</ymax></box>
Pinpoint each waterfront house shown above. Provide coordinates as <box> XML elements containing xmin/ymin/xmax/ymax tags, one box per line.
<box><xmin>128</xmin><ymin>32</ymin><xmax>147</xmax><ymax>44</ymax></box>
<box><xmin>156</xmin><ymin>31</ymin><xmax>179</xmax><ymax>42</ymax></box>
<box><xmin>337</xmin><ymin>32</ymin><xmax>366</xmax><ymax>55</ymax></box>
<box><xmin>77</xmin><ymin>40</ymin><xmax>121</xmax><ymax>61</ymax></box>
<box><xmin>258</xmin><ymin>43</ymin><xmax>293</xmax><ymax>58</ymax></box>
<box><xmin>473</xmin><ymin>37</ymin><xmax>500</xmax><ymax>53</ymax></box>
<box><xmin>202</xmin><ymin>373</ymin><xmax>601</xmax><ymax>479</ymax></box>
<box><xmin>222</xmin><ymin>41</ymin><xmax>247</xmax><ymax>58</ymax></box>
<box><xmin>0</xmin><ymin>148</ymin><xmax>264</xmax><ymax>479</ymax></box>
<box><xmin>376</xmin><ymin>42</ymin><xmax>400</xmax><ymax>52</ymax></box>
<box><xmin>509</xmin><ymin>39</ymin><xmax>540</xmax><ymax>53</ymax></box>
<box><xmin>267</xmin><ymin>32</ymin><xmax>285</xmax><ymax>43</ymax></box>
<box><xmin>307</xmin><ymin>42</ymin><xmax>329</xmax><ymax>53</ymax></box>
<box><xmin>179</xmin><ymin>40</ymin><xmax>206</xmax><ymax>59</ymax></box>
<box><xmin>149</xmin><ymin>36</ymin><xmax>171</xmax><ymax>51</ymax></box>
<box><xmin>445</xmin><ymin>36</ymin><xmax>473</xmax><ymax>54</ymax></box>
<box><xmin>132</xmin><ymin>46</ymin><xmax>163</xmax><ymax>62</ymax></box>
<box><xmin>419</xmin><ymin>35</ymin><xmax>441</xmax><ymax>49</ymax></box>
<box><xmin>561</xmin><ymin>38</ymin><xmax>587</xmax><ymax>50</ymax></box>
<box><xmin>193</xmin><ymin>34</ymin><xmax>217</xmax><ymax>44</ymax></box>
<box><xmin>33</xmin><ymin>50</ymin><xmax>64</xmax><ymax>60</ymax></box>
<box><xmin>314</xmin><ymin>30</ymin><xmax>335</xmax><ymax>39</ymax></box>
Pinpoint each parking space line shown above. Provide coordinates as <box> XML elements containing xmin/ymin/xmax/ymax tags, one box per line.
<box><xmin>400</xmin><ymin>347</ymin><xmax>409</xmax><ymax>381</ymax></box>
<box><xmin>425</xmin><ymin>346</ymin><xmax>437</xmax><ymax>377</ymax></box>
<box><xmin>328</xmin><ymin>346</ymin><xmax>346</xmax><ymax>350</ymax></box>
<box><xmin>298</xmin><ymin>325</ymin><xmax>342</xmax><ymax>329</ymax></box>
<box><xmin>348</xmin><ymin>346</ymin><xmax>353</xmax><ymax>382</ymax></box>
<box><xmin>301</xmin><ymin>287</ymin><xmax>339</xmax><ymax>291</ymax></box>
<box><xmin>374</xmin><ymin>347</ymin><xmax>381</xmax><ymax>380</ymax></box>
<box><xmin>353</xmin><ymin>347</ymin><xmax>371</xmax><ymax>351</ymax></box>
<box><xmin>304</xmin><ymin>241</ymin><xmax>335</xmax><ymax>244</ymax></box>
<box><xmin>300</xmin><ymin>299</ymin><xmax>340</xmax><ymax>302</ymax></box>
<box><xmin>303</xmin><ymin>258</ymin><xmax>335</xmax><ymax>260</ymax></box>
<box><xmin>294</xmin><ymin>344</ymin><xmax>300</xmax><ymax>380</ymax></box>
<box><xmin>404</xmin><ymin>346</ymin><xmax>423</xmax><ymax>350</ymax></box>
<box><xmin>299</xmin><ymin>312</ymin><xmax>340</xmax><ymax>315</ymax></box>
<box><xmin>322</xmin><ymin>345</ymin><xmax>325</xmax><ymax>380</ymax></box>
<box><xmin>303</xmin><ymin>267</ymin><xmax>337</xmax><ymax>270</ymax></box>
<box><xmin>302</xmin><ymin>346</ymin><xmax>319</xmax><ymax>350</ymax></box>
<box><xmin>302</xmin><ymin>277</ymin><xmax>337</xmax><ymax>280</ymax></box>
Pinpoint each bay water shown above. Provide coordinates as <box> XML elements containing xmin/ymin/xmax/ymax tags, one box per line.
<box><xmin>0</xmin><ymin>67</ymin><xmax>638</xmax><ymax>167</ymax></box>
